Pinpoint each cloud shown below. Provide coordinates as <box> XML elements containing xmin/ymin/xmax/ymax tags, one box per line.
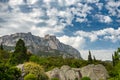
<box><xmin>95</xmin><ymin>14</ymin><xmax>112</xmax><ymax>23</ymax></box>
<box><xmin>0</xmin><ymin>0</ymin><xmax>95</xmax><ymax>37</ymax></box>
<box><xmin>105</xmin><ymin>1</ymin><xmax>120</xmax><ymax>17</ymax></box>
<box><xmin>58</xmin><ymin>35</ymin><xmax>86</xmax><ymax>50</ymax></box>
<box><xmin>75</xmin><ymin>28</ymin><xmax>120</xmax><ymax>42</ymax></box>
<box><xmin>73</xmin><ymin>3</ymin><xmax>93</xmax><ymax>23</ymax></box>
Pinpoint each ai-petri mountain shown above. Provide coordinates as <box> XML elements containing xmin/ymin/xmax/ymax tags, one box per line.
<box><xmin>0</xmin><ymin>32</ymin><xmax>82</xmax><ymax>59</ymax></box>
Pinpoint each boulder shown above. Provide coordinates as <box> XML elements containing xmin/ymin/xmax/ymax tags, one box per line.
<box><xmin>80</xmin><ymin>64</ymin><xmax>109</xmax><ymax>80</ymax></box>
<box><xmin>46</xmin><ymin>65</ymin><xmax>82</xmax><ymax>80</ymax></box>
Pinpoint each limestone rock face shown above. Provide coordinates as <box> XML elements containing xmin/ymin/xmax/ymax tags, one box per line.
<box><xmin>0</xmin><ymin>32</ymin><xmax>81</xmax><ymax>59</ymax></box>
<box><xmin>46</xmin><ymin>65</ymin><xmax>82</xmax><ymax>80</ymax></box>
<box><xmin>80</xmin><ymin>64</ymin><xmax>109</xmax><ymax>80</ymax></box>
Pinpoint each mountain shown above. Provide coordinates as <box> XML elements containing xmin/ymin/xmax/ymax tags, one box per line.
<box><xmin>0</xmin><ymin>32</ymin><xmax>82</xmax><ymax>59</ymax></box>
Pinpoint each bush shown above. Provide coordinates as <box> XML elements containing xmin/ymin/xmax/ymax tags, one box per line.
<box><xmin>51</xmin><ymin>78</ymin><xmax>59</xmax><ymax>80</ymax></box>
<box><xmin>24</xmin><ymin>73</ymin><xmax>37</xmax><ymax>80</ymax></box>
<box><xmin>0</xmin><ymin>64</ymin><xmax>21</xmax><ymax>80</ymax></box>
<box><xmin>24</xmin><ymin>62</ymin><xmax>48</xmax><ymax>80</ymax></box>
<box><xmin>81</xmin><ymin>77</ymin><xmax>91</xmax><ymax>80</ymax></box>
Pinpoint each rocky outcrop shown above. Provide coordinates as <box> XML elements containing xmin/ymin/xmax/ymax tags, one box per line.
<box><xmin>46</xmin><ymin>65</ymin><xmax>82</xmax><ymax>80</ymax></box>
<box><xmin>80</xmin><ymin>64</ymin><xmax>109</xmax><ymax>80</ymax></box>
<box><xmin>46</xmin><ymin>64</ymin><xmax>109</xmax><ymax>80</ymax></box>
<box><xmin>0</xmin><ymin>32</ymin><xmax>81</xmax><ymax>59</ymax></box>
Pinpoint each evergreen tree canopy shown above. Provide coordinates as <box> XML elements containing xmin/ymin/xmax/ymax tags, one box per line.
<box><xmin>93</xmin><ymin>56</ymin><xmax>96</xmax><ymax>62</ymax></box>
<box><xmin>10</xmin><ymin>39</ymin><xmax>29</xmax><ymax>65</ymax></box>
<box><xmin>14</xmin><ymin>39</ymin><xmax>27</xmax><ymax>53</ymax></box>
<box><xmin>0</xmin><ymin>43</ymin><xmax>3</xmax><ymax>50</ymax></box>
<box><xmin>88</xmin><ymin>51</ymin><xmax>93</xmax><ymax>64</ymax></box>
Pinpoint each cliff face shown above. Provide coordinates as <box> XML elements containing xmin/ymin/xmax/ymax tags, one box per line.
<box><xmin>0</xmin><ymin>32</ymin><xmax>82</xmax><ymax>59</ymax></box>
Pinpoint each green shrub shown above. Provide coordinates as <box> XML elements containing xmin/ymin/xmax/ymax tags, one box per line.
<box><xmin>0</xmin><ymin>64</ymin><xmax>21</xmax><ymax>80</ymax></box>
<box><xmin>51</xmin><ymin>78</ymin><xmax>59</xmax><ymax>80</ymax></box>
<box><xmin>24</xmin><ymin>73</ymin><xmax>37</xmax><ymax>80</ymax></box>
<box><xmin>81</xmin><ymin>77</ymin><xmax>91</xmax><ymax>80</ymax></box>
<box><xmin>24</xmin><ymin>62</ymin><xmax>48</xmax><ymax>80</ymax></box>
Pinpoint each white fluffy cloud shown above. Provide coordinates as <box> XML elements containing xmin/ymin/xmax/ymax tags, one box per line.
<box><xmin>75</xmin><ymin>28</ymin><xmax>120</xmax><ymax>42</ymax></box>
<box><xmin>106</xmin><ymin>1</ymin><xmax>120</xmax><ymax>17</ymax></box>
<box><xmin>95</xmin><ymin>14</ymin><xmax>112</xmax><ymax>23</ymax></box>
<box><xmin>58</xmin><ymin>35</ymin><xmax>85</xmax><ymax>50</ymax></box>
<box><xmin>0</xmin><ymin>0</ymin><xmax>95</xmax><ymax>37</ymax></box>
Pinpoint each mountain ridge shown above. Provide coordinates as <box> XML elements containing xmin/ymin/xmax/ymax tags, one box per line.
<box><xmin>0</xmin><ymin>32</ymin><xmax>82</xmax><ymax>59</ymax></box>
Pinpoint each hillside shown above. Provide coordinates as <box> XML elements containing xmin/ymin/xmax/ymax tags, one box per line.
<box><xmin>0</xmin><ymin>32</ymin><xmax>82</xmax><ymax>59</ymax></box>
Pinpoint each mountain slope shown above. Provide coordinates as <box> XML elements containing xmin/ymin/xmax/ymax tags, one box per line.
<box><xmin>0</xmin><ymin>32</ymin><xmax>82</xmax><ymax>59</ymax></box>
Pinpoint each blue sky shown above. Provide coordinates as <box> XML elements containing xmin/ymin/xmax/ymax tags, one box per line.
<box><xmin>0</xmin><ymin>0</ymin><xmax>120</xmax><ymax>60</ymax></box>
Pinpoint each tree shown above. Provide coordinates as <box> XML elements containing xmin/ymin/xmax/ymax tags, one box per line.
<box><xmin>113</xmin><ymin>51</ymin><xmax>119</xmax><ymax>66</ymax></box>
<box><xmin>14</xmin><ymin>39</ymin><xmax>27</xmax><ymax>54</ymax></box>
<box><xmin>0</xmin><ymin>43</ymin><xmax>3</xmax><ymax>50</ymax></box>
<box><xmin>93</xmin><ymin>56</ymin><xmax>96</xmax><ymax>62</ymax></box>
<box><xmin>9</xmin><ymin>39</ymin><xmax>29</xmax><ymax>65</ymax></box>
<box><xmin>112</xmin><ymin>54</ymin><xmax>115</xmax><ymax>66</ymax></box>
<box><xmin>88</xmin><ymin>51</ymin><xmax>92</xmax><ymax>64</ymax></box>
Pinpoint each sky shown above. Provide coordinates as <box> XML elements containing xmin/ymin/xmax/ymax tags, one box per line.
<box><xmin>0</xmin><ymin>0</ymin><xmax>120</xmax><ymax>60</ymax></box>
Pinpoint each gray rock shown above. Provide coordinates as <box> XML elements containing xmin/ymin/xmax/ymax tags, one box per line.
<box><xmin>46</xmin><ymin>65</ymin><xmax>82</xmax><ymax>80</ymax></box>
<box><xmin>80</xmin><ymin>64</ymin><xmax>109</xmax><ymax>80</ymax></box>
<box><xmin>46</xmin><ymin>64</ymin><xmax>109</xmax><ymax>80</ymax></box>
<box><xmin>0</xmin><ymin>32</ymin><xmax>82</xmax><ymax>59</ymax></box>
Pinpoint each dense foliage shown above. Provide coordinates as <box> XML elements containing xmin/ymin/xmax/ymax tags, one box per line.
<box><xmin>29</xmin><ymin>55</ymin><xmax>89</xmax><ymax>71</ymax></box>
<box><xmin>24</xmin><ymin>62</ymin><xmax>48</xmax><ymax>80</ymax></box>
<box><xmin>24</xmin><ymin>73</ymin><xmax>37</xmax><ymax>80</ymax></box>
<box><xmin>0</xmin><ymin>63</ymin><xmax>21</xmax><ymax>80</ymax></box>
<box><xmin>81</xmin><ymin>77</ymin><xmax>91</xmax><ymax>80</ymax></box>
<box><xmin>108</xmin><ymin>48</ymin><xmax>120</xmax><ymax>80</ymax></box>
<box><xmin>9</xmin><ymin>39</ymin><xmax>30</xmax><ymax>65</ymax></box>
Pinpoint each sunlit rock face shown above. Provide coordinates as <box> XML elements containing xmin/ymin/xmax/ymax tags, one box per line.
<box><xmin>46</xmin><ymin>64</ymin><xmax>109</xmax><ymax>80</ymax></box>
<box><xmin>80</xmin><ymin>64</ymin><xmax>109</xmax><ymax>80</ymax></box>
<box><xmin>46</xmin><ymin>65</ymin><xmax>82</xmax><ymax>80</ymax></box>
<box><xmin>0</xmin><ymin>32</ymin><xmax>82</xmax><ymax>59</ymax></box>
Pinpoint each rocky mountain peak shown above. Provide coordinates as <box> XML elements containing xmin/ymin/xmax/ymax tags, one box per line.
<box><xmin>44</xmin><ymin>34</ymin><xmax>57</xmax><ymax>41</ymax></box>
<box><xmin>0</xmin><ymin>32</ymin><xmax>82</xmax><ymax>59</ymax></box>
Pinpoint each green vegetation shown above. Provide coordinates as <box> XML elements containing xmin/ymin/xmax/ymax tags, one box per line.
<box><xmin>9</xmin><ymin>39</ymin><xmax>30</xmax><ymax>65</ymax></box>
<box><xmin>29</xmin><ymin>55</ymin><xmax>88</xmax><ymax>71</ymax></box>
<box><xmin>0</xmin><ymin>63</ymin><xmax>21</xmax><ymax>80</ymax></box>
<box><xmin>24</xmin><ymin>62</ymin><xmax>48</xmax><ymax>80</ymax></box>
<box><xmin>81</xmin><ymin>77</ymin><xmax>91</xmax><ymax>80</ymax></box>
<box><xmin>108</xmin><ymin>48</ymin><xmax>120</xmax><ymax>80</ymax></box>
<box><xmin>0</xmin><ymin>43</ymin><xmax>4</xmax><ymax>50</ymax></box>
<box><xmin>0</xmin><ymin>39</ymin><xmax>120</xmax><ymax>80</ymax></box>
<box><xmin>24</xmin><ymin>73</ymin><xmax>37</xmax><ymax>80</ymax></box>
<box><xmin>88</xmin><ymin>51</ymin><xmax>93</xmax><ymax>64</ymax></box>
<box><xmin>51</xmin><ymin>78</ymin><xmax>59</xmax><ymax>80</ymax></box>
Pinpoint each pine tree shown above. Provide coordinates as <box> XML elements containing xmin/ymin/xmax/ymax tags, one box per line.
<box><xmin>112</xmin><ymin>54</ymin><xmax>115</xmax><ymax>66</ymax></box>
<box><xmin>88</xmin><ymin>50</ymin><xmax>93</xmax><ymax>64</ymax></box>
<box><xmin>10</xmin><ymin>39</ymin><xmax>28</xmax><ymax>65</ymax></box>
<box><xmin>114</xmin><ymin>51</ymin><xmax>119</xmax><ymax>66</ymax></box>
<box><xmin>14</xmin><ymin>39</ymin><xmax>27</xmax><ymax>53</ymax></box>
<box><xmin>93</xmin><ymin>55</ymin><xmax>96</xmax><ymax>62</ymax></box>
<box><xmin>0</xmin><ymin>43</ymin><xmax>3</xmax><ymax>50</ymax></box>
